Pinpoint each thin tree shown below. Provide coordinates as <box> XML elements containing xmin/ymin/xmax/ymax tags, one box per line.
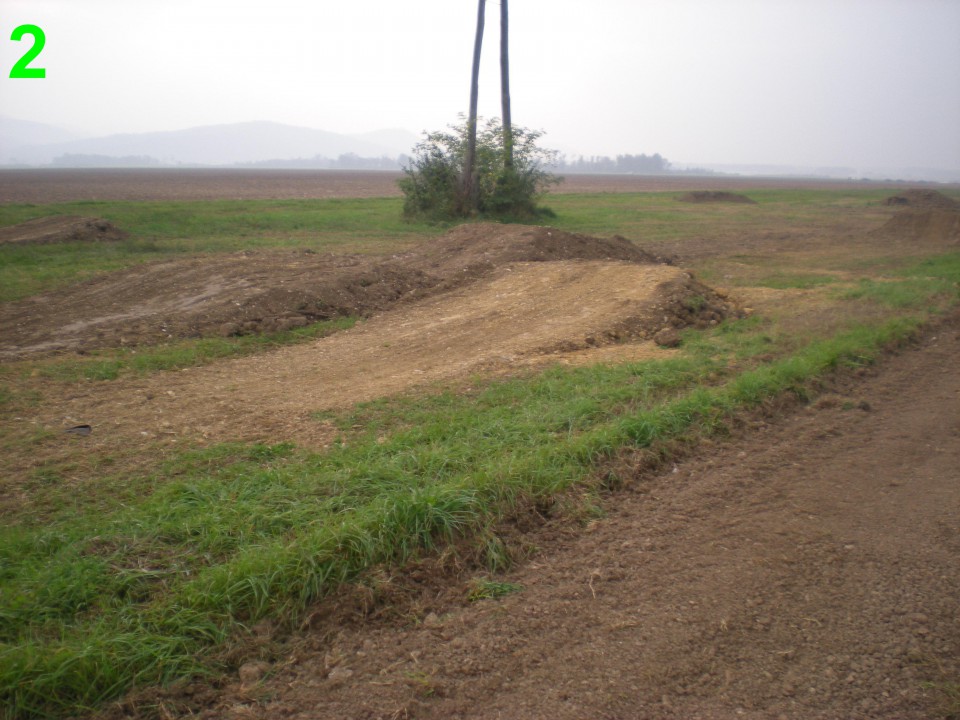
<box><xmin>462</xmin><ymin>0</ymin><xmax>486</xmax><ymax>211</ymax></box>
<box><xmin>500</xmin><ymin>0</ymin><xmax>513</xmax><ymax>170</ymax></box>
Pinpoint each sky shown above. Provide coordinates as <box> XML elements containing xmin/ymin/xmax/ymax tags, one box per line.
<box><xmin>1</xmin><ymin>0</ymin><xmax>959</xmax><ymax>173</ymax></box>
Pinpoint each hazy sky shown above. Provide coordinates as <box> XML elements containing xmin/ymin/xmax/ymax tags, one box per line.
<box><xmin>1</xmin><ymin>0</ymin><xmax>959</xmax><ymax>171</ymax></box>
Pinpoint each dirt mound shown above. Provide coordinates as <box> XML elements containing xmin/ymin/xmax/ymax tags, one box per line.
<box><xmin>676</xmin><ymin>191</ymin><xmax>757</xmax><ymax>204</ymax></box>
<box><xmin>18</xmin><ymin>260</ymin><xmax>742</xmax><ymax>450</ymax></box>
<box><xmin>0</xmin><ymin>215</ymin><xmax>127</xmax><ymax>246</ymax></box>
<box><xmin>874</xmin><ymin>209</ymin><xmax>960</xmax><ymax>244</ymax></box>
<box><xmin>882</xmin><ymin>189</ymin><xmax>960</xmax><ymax>210</ymax></box>
<box><xmin>0</xmin><ymin>224</ymin><xmax>689</xmax><ymax>358</ymax></box>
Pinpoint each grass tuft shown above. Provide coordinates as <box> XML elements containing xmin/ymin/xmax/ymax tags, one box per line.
<box><xmin>467</xmin><ymin>578</ymin><xmax>523</xmax><ymax>602</ymax></box>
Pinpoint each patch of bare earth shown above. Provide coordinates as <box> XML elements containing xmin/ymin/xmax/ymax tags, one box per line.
<box><xmin>135</xmin><ymin>311</ymin><xmax>959</xmax><ymax>720</ymax></box>
<box><xmin>0</xmin><ymin>215</ymin><xmax>126</xmax><ymax>246</ymax></box>
<box><xmin>676</xmin><ymin>191</ymin><xmax>757</xmax><ymax>204</ymax></box>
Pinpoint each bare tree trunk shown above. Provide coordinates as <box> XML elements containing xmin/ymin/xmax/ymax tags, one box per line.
<box><xmin>500</xmin><ymin>0</ymin><xmax>513</xmax><ymax>170</ymax></box>
<box><xmin>462</xmin><ymin>0</ymin><xmax>486</xmax><ymax>212</ymax></box>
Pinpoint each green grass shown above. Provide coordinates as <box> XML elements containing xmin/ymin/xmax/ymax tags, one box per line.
<box><xmin>753</xmin><ymin>273</ymin><xmax>840</xmax><ymax>290</ymax></box>
<box><xmin>545</xmin><ymin>188</ymin><xmax>896</xmax><ymax>242</ymax></box>
<box><xmin>834</xmin><ymin>253</ymin><xmax>960</xmax><ymax>316</ymax></box>
<box><xmin>468</xmin><ymin>578</ymin><xmax>523</xmax><ymax>601</ymax></box>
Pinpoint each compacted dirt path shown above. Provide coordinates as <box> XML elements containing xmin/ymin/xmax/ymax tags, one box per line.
<box><xmin>193</xmin><ymin>313</ymin><xmax>960</xmax><ymax>720</ymax></box>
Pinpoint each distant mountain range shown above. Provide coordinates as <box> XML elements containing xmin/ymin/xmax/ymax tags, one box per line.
<box><xmin>2</xmin><ymin>117</ymin><xmax>956</xmax><ymax>182</ymax></box>
<box><xmin>0</xmin><ymin>117</ymin><xmax>419</xmax><ymax>167</ymax></box>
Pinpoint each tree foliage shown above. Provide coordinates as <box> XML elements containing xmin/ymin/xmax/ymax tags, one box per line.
<box><xmin>398</xmin><ymin>116</ymin><xmax>560</xmax><ymax>221</ymax></box>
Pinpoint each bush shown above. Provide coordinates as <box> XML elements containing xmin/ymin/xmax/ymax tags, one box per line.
<box><xmin>398</xmin><ymin>116</ymin><xmax>561</xmax><ymax>221</ymax></box>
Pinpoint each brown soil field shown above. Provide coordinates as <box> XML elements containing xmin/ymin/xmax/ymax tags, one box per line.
<box><xmin>0</xmin><ymin>168</ymin><xmax>936</xmax><ymax>203</ymax></box>
<box><xmin>2</xmin><ymin>178</ymin><xmax>959</xmax><ymax>719</ymax></box>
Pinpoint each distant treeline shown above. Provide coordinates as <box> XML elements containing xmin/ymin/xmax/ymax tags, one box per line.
<box><xmin>45</xmin><ymin>151</ymin><xmax>687</xmax><ymax>175</ymax></box>
<box><xmin>239</xmin><ymin>153</ymin><xmax>408</xmax><ymax>170</ymax></box>
<box><xmin>550</xmin><ymin>153</ymin><xmax>671</xmax><ymax>174</ymax></box>
<box><xmin>45</xmin><ymin>153</ymin><xmax>408</xmax><ymax>170</ymax></box>
<box><xmin>51</xmin><ymin>154</ymin><xmax>161</xmax><ymax>167</ymax></box>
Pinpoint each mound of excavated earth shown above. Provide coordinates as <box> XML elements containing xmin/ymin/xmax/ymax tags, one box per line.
<box><xmin>874</xmin><ymin>208</ymin><xmax>960</xmax><ymax>246</ymax></box>
<box><xmin>23</xmin><ymin>259</ymin><xmax>736</xmax><ymax>449</ymax></box>
<box><xmin>676</xmin><ymin>191</ymin><xmax>757</xmax><ymax>204</ymax></box>
<box><xmin>0</xmin><ymin>223</ymin><xmax>724</xmax><ymax>359</ymax></box>
<box><xmin>881</xmin><ymin>189</ymin><xmax>960</xmax><ymax>211</ymax></box>
<box><xmin>5</xmin><ymin>224</ymin><xmax>745</xmax><ymax>448</ymax></box>
<box><xmin>0</xmin><ymin>215</ymin><xmax>127</xmax><ymax>246</ymax></box>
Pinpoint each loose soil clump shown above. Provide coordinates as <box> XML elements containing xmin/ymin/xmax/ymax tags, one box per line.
<box><xmin>0</xmin><ymin>215</ymin><xmax>127</xmax><ymax>246</ymax></box>
<box><xmin>0</xmin><ymin>223</ymin><xmax>693</xmax><ymax>358</ymax></box>
<box><xmin>676</xmin><ymin>190</ymin><xmax>757</xmax><ymax>204</ymax></box>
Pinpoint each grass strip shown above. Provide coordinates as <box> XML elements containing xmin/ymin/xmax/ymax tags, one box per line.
<box><xmin>0</xmin><ymin>313</ymin><xmax>927</xmax><ymax>719</ymax></box>
<box><xmin>13</xmin><ymin>316</ymin><xmax>358</xmax><ymax>382</ymax></box>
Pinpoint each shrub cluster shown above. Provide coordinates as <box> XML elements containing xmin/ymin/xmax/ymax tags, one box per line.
<box><xmin>398</xmin><ymin>116</ymin><xmax>560</xmax><ymax>221</ymax></box>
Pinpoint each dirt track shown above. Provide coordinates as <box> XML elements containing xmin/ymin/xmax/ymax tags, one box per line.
<box><xmin>191</xmin><ymin>312</ymin><xmax>960</xmax><ymax>720</ymax></box>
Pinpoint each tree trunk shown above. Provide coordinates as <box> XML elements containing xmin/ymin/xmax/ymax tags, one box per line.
<box><xmin>500</xmin><ymin>0</ymin><xmax>513</xmax><ymax>170</ymax></box>
<box><xmin>462</xmin><ymin>0</ymin><xmax>486</xmax><ymax>212</ymax></box>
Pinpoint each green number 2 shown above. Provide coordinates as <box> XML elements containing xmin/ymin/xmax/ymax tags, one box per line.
<box><xmin>10</xmin><ymin>24</ymin><xmax>46</xmax><ymax>79</ymax></box>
